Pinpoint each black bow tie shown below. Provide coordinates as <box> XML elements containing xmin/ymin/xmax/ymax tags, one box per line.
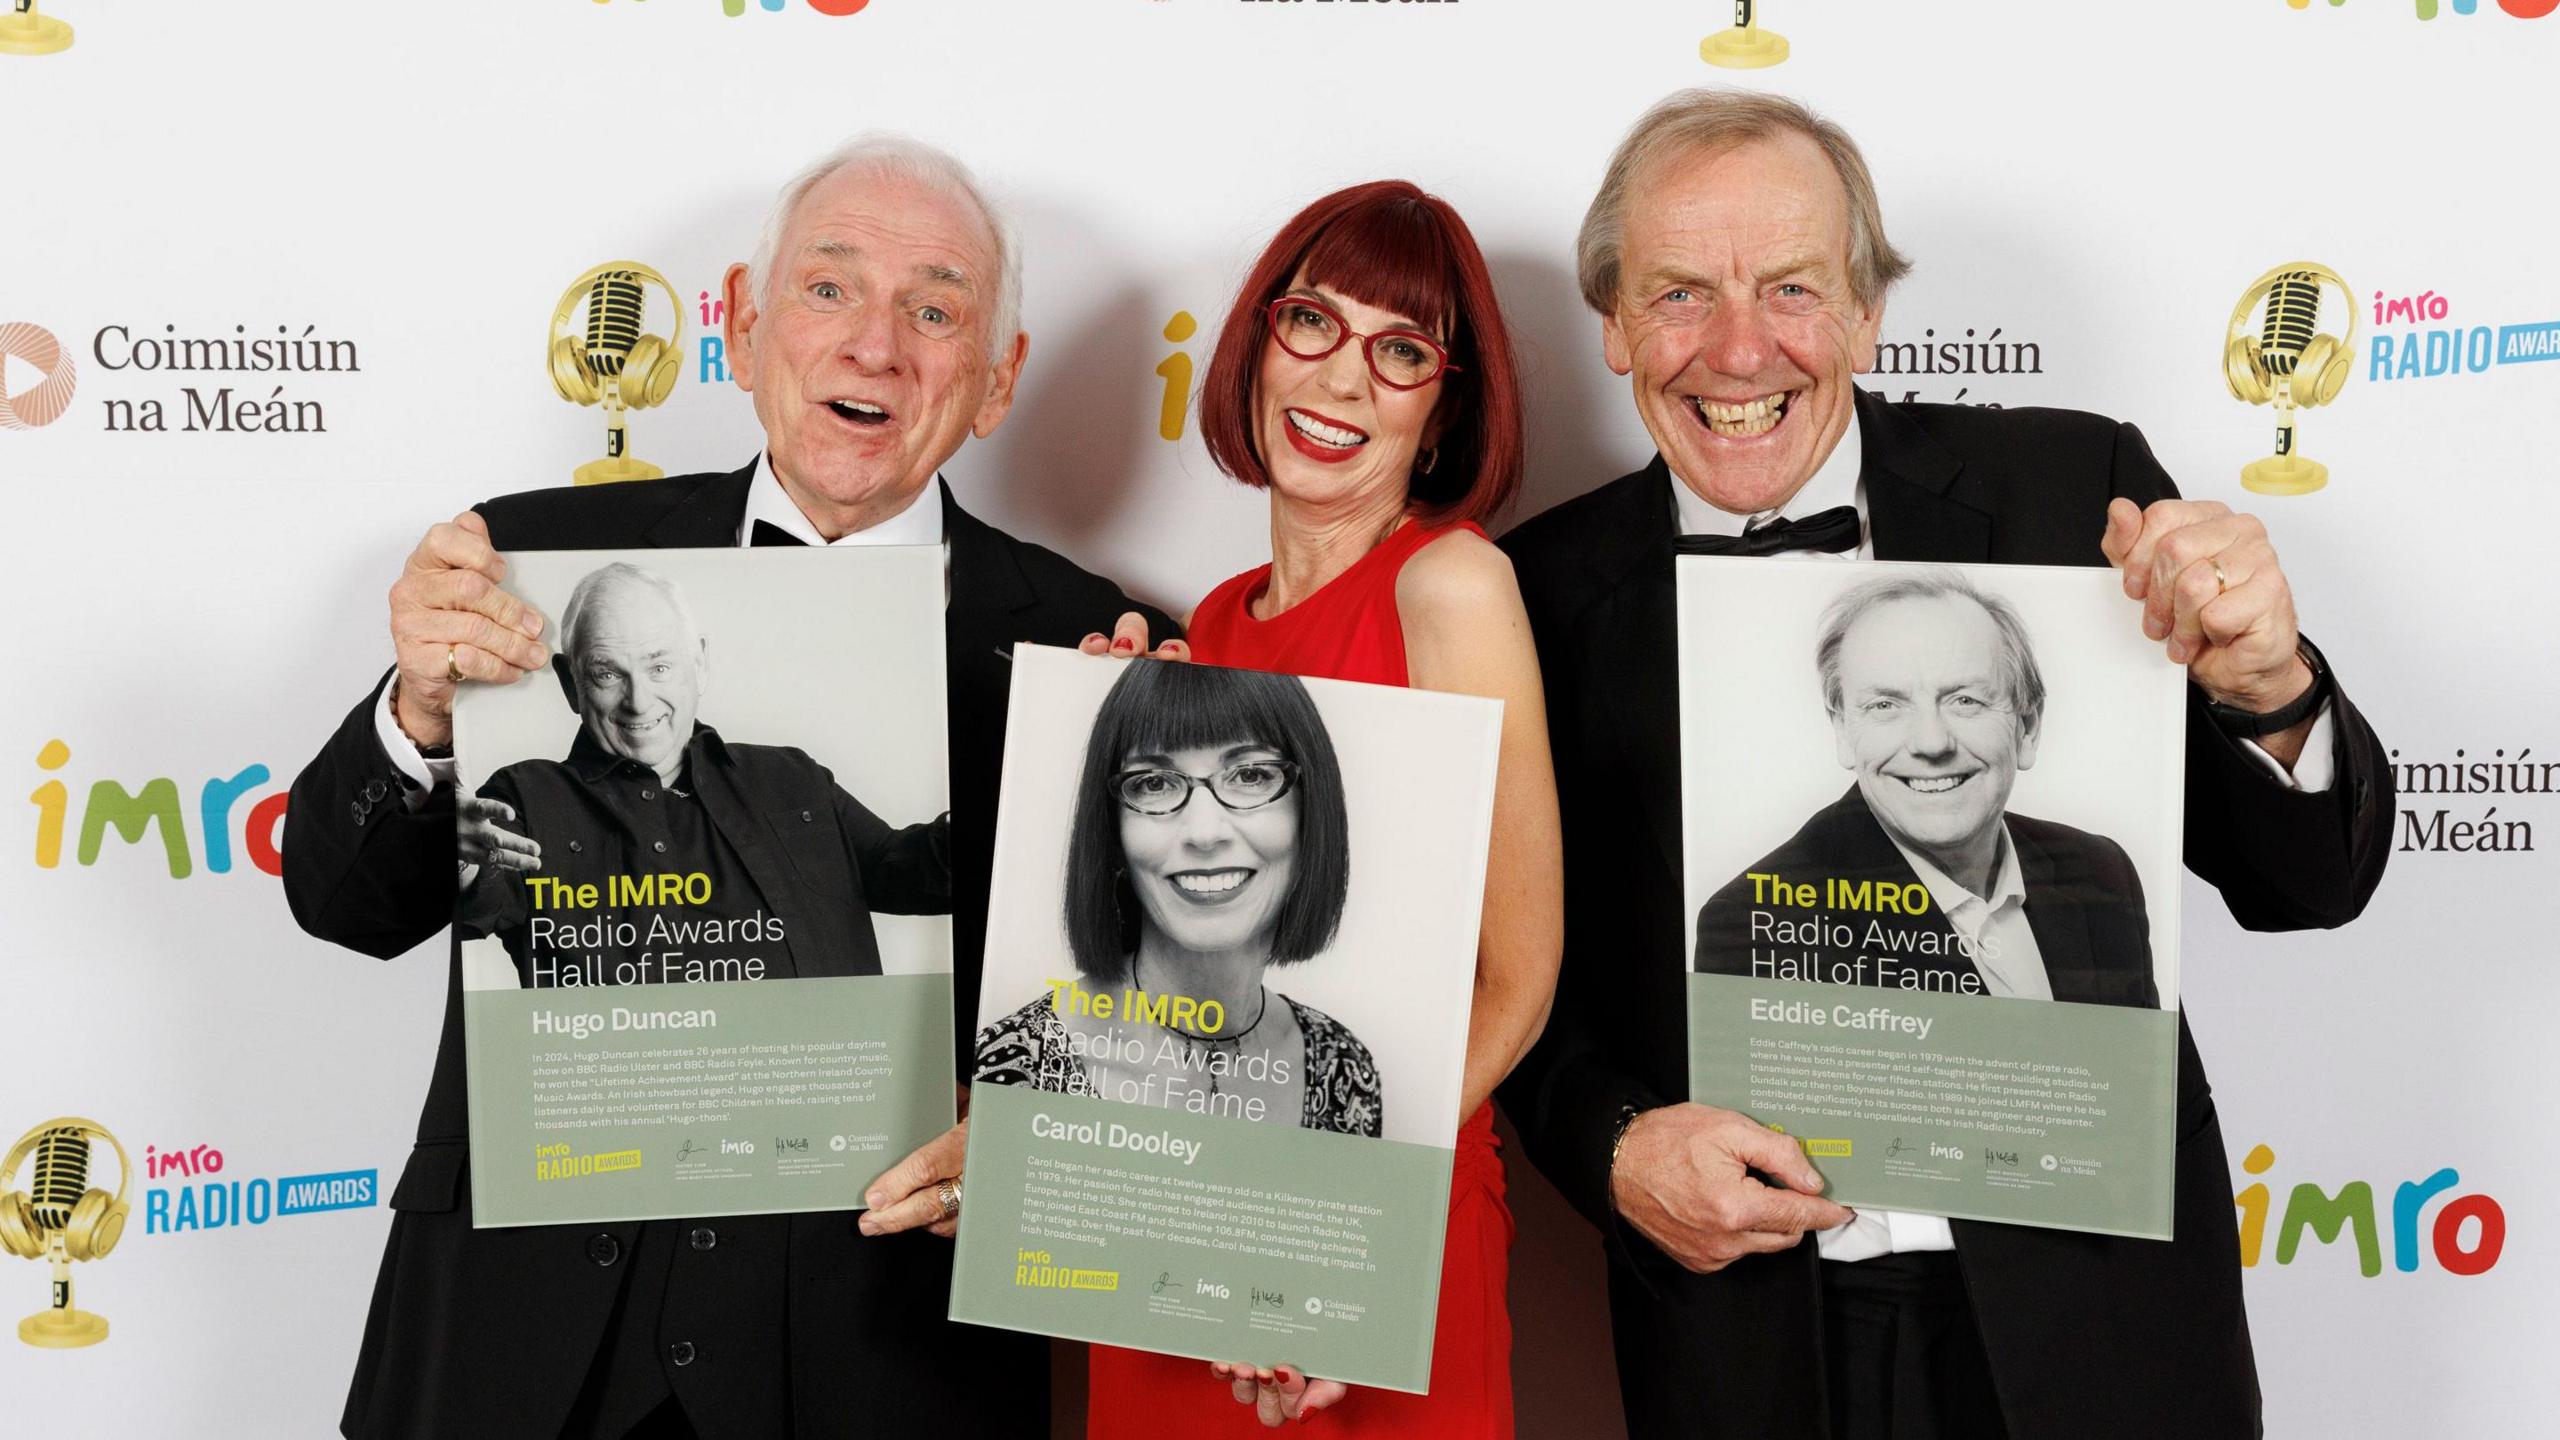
<box><xmin>1672</xmin><ymin>505</ymin><xmax>1862</xmax><ymax>558</ymax></box>
<box><xmin>749</xmin><ymin>520</ymin><xmax>805</xmax><ymax>547</ymax></box>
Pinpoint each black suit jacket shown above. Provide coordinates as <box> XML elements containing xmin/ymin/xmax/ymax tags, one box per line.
<box><xmin>461</xmin><ymin>727</ymin><xmax>952</xmax><ymax>981</ymax></box>
<box><xmin>1695</xmin><ymin>787</ymin><xmax>2160</xmax><ymax>1010</ymax></box>
<box><xmin>283</xmin><ymin>464</ymin><xmax>1176</xmax><ymax>1439</ymax></box>
<box><xmin>1497</xmin><ymin>391</ymin><xmax>2392</xmax><ymax>1439</ymax></box>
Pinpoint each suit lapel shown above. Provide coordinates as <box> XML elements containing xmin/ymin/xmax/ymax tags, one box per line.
<box><xmin>941</xmin><ymin>479</ymin><xmax>1038</xmax><ymax>620</ymax></box>
<box><xmin>1855</xmin><ymin>390</ymin><xmax>1994</xmax><ymax>564</ymax></box>
<box><xmin>2012</xmin><ymin>821</ymin><xmax>2105</xmax><ymax>1005</ymax></box>
<box><xmin>688</xmin><ymin>748</ymin><xmax>820</xmax><ymax>979</ymax></box>
<box><xmin>1572</xmin><ymin>461</ymin><xmax>1689</xmax><ymax>890</ymax></box>
<box><xmin>1821</xmin><ymin>787</ymin><xmax>1981</xmax><ymax>983</ymax></box>
<box><xmin>941</xmin><ymin>479</ymin><xmax>1042</xmax><ymax>713</ymax></box>
<box><xmin>1827</xmin><ymin>786</ymin><xmax>1927</xmax><ymax>886</ymax></box>
<box><xmin>645</xmin><ymin>459</ymin><xmax>759</xmax><ymax>548</ymax></box>
<box><xmin>1616</xmin><ymin>564</ymin><xmax>1688</xmax><ymax>893</ymax></box>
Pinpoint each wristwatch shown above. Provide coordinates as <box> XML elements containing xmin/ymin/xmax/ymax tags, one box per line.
<box><xmin>1608</xmin><ymin>1103</ymin><xmax>1645</xmax><ymax>1172</ymax></box>
<box><xmin>2204</xmin><ymin>636</ymin><xmax>2332</xmax><ymax>739</ymax></box>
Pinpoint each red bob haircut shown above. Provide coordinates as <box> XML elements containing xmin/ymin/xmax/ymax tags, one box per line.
<box><xmin>1198</xmin><ymin>180</ymin><xmax>1524</xmax><ymax>528</ymax></box>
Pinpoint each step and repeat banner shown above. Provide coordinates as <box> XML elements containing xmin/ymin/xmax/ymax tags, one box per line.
<box><xmin>2</xmin><ymin>1</ymin><xmax>2551</xmax><ymax>1435</ymax></box>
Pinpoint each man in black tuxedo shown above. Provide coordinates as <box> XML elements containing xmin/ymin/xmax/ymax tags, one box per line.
<box><xmin>1498</xmin><ymin>90</ymin><xmax>2392</xmax><ymax>1438</ymax></box>
<box><xmin>283</xmin><ymin>137</ymin><xmax>1175</xmax><ymax>1440</ymax></box>
<box><xmin>1693</xmin><ymin>569</ymin><xmax>2160</xmax><ymax>1011</ymax></box>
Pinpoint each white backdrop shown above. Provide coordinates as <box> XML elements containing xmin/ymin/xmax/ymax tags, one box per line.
<box><xmin>3</xmin><ymin>2</ymin><xmax>2553</xmax><ymax>1436</ymax></box>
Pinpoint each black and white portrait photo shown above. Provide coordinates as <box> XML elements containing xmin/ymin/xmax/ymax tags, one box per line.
<box><xmin>1682</xmin><ymin>561</ymin><xmax>2185</xmax><ymax>1012</ymax></box>
<box><xmin>971</xmin><ymin>647</ymin><xmax>1499</xmax><ymax>1149</ymax></box>
<box><xmin>452</xmin><ymin>548</ymin><xmax>953</xmax><ymax>990</ymax></box>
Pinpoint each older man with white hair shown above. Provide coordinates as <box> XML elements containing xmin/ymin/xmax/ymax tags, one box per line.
<box><xmin>284</xmin><ymin>136</ymin><xmax>1174</xmax><ymax>1440</ymax></box>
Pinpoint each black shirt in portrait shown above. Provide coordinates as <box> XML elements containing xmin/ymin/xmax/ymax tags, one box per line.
<box><xmin>456</xmin><ymin>722</ymin><xmax>950</xmax><ymax>985</ymax></box>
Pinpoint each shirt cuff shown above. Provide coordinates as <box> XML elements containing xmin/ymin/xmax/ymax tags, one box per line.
<box><xmin>374</xmin><ymin>672</ymin><xmax>458</xmax><ymax>794</ymax></box>
<box><xmin>1816</xmin><ymin>1208</ymin><xmax>1955</xmax><ymax>1262</ymax></box>
<box><xmin>2235</xmin><ymin>700</ymin><xmax>2337</xmax><ymax>794</ymax></box>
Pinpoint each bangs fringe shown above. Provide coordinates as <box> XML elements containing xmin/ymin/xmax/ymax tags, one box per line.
<box><xmin>1099</xmin><ymin>661</ymin><xmax>1309</xmax><ymax>765</ymax></box>
<box><xmin>1296</xmin><ymin>197</ymin><xmax>1464</xmax><ymax>350</ymax></box>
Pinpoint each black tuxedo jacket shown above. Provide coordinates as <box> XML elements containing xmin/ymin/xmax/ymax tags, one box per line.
<box><xmin>1497</xmin><ymin>391</ymin><xmax>2392</xmax><ymax>1439</ymax></box>
<box><xmin>283</xmin><ymin>464</ymin><xmax>1175</xmax><ymax>1439</ymax></box>
<box><xmin>1695</xmin><ymin>787</ymin><xmax>2160</xmax><ymax>1010</ymax></box>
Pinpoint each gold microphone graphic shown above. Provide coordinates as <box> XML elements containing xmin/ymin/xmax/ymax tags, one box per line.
<box><xmin>1701</xmin><ymin>0</ymin><xmax>1788</xmax><ymax>68</ymax></box>
<box><xmin>0</xmin><ymin>0</ymin><xmax>75</xmax><ymax>56</ymax></box>
<box><xmin>549</xmin><ymin>262</ymin><xmax>686</xmax><ymax>486</ymax></box>
<box><xmin>2224</xmin><ymin>262</ymin><xmax>2356</xmax><ymax>496</ymax></box>
<box><xmin>2</xmin><ymin>1119</ymin><xmax>131</xmax><ymax>1347</ymax></box>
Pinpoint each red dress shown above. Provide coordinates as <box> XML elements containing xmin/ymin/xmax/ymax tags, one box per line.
<box><xmin>1087</xmin><ymin>518</ymin><xmax>1515</xmax><ymax>1440</ymax></box>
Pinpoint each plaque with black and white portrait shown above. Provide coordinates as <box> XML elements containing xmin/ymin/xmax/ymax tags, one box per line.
<box><xmin>449</xmin><ymin>546</ymin><xmax>953</xmax><ymax>1228</ymax></box>
<box><xmin>1680</xmin><ymin>557</ymin><xmax>2185</xmax><ymax>1238</ymax></box>
<box><xmin>950</xmin><ymin>645</ymin><xmax>1501</xmax><ymax>1392</ymax></box>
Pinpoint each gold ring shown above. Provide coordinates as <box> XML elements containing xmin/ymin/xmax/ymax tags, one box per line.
<box><xmin>445</xmin><ymin>645</ymin><xmax>464</xmax><ymax>684</ymax></box>
<box><xmin>2209</xmin><ymin>559</ymin><xmax>2229</xmax><ymax>595</ymax></box>
<box><xmin>936</xmin><ymin>1178</ymin><xmax>962</xmax><ymax>1221</ymax></box>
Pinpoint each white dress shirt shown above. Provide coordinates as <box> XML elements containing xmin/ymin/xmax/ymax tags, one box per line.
<box><xmin>374</xmin><ymin>458</ymin><xmax>948</xmax><ymax>792</ymax></box>
<box><xmin>1670</xmin><ymin>411</ymin><xmax>1874</xmax><ymax>561</ymax></box>
<box><xmin>1663</xmin><ymin>414</ymin><xmax>2335</xmax><ymax>1261</ymax></box>
<box><xmin>1891</xmin><ymin>824</ymin><xmax>2050</xmax><ymax>1003</ymax></box>
<box><xmin>737</xmin><ymin>453</ymin><xmax>944</xmax><ymax>549</ymax></box>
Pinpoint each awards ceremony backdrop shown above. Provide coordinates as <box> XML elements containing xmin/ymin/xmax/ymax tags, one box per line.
<box><xmin>2</xmin><ymin>2</ymin><xmax>2550</xmax><ymax>1435</ymax></box>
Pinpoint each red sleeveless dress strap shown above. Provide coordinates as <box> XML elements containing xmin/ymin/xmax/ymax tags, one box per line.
<box><xmin>1087</xmin><ymin>517</ymin><xmax>1514</xmax><ymax>1440</ymax></box>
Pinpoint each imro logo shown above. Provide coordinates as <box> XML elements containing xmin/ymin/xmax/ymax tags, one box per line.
<box><xmin>30</xmin><ymin>739</ymin><xmax>289</xmax><ymax>880</ymax></box>
<box><xmin>2286</xmin><ymin>0</ymin><xmax>2557</xmax><ymax>17</ymax></box>
<box><xmin>691</xmin><ymin>286</ymin><xmax>740</xmax><ymax>386</ymax></box>
<box><xmin>2362</xmin><ymin>288</ymin><xmax>2560</xmax><ymax>386</ymax></box>
<box><xmin>1157</xmin><ymin>310</ymin><xmax>1199</xmax><ymax>442</ymax></box>
<box><xmin>0</xmin><ymin>322</ymin><xmax>77</xmax><ymax>429</ymax></box>
<box><xmin>140</xmin><ymin>1138</ymin><xmax>379</xmax><ymax>1237</ymax></box>
<box><xmin>2236</xmin><ymin>1143</ymin><xmax>2506</xmax><ymax>1277</ymax></box>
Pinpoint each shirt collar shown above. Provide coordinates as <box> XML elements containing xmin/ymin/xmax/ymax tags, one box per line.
<box><xmin>1887</xmin><ymin>816</ymin><xmax>2028</xmax><ymax>920</ymax></box>
<box><xmin>564</xmin><ymin>720</ymin><xmax>727</xmax><ymax>783</ymax></box>
<box><xmin>1668</xmin><ymin>407</ymin><xmax>1865</xmax><ymax>540</ymax></box>
<box><xmin>740</xmin><ymin>453</ymin><xmax>946</xmax><ymax>548</ymax></box>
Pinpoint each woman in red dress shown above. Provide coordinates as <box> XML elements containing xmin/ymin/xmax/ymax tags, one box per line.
<box><xmin>1083</xmin><ymin>180</ymin><xmax>1562</xmax><ymax>1437</ymax></box>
